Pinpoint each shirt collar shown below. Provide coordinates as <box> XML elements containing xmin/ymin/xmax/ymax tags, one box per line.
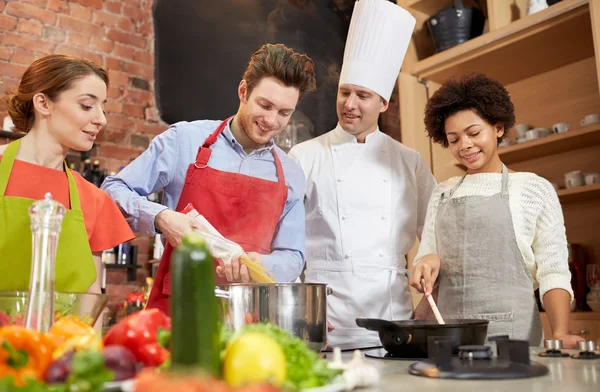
<box><xmin>331</xmin><ymin>123</ymin><xmax>383</xmax><ymax>145</ymax></box>
<box><xmin>222</xmin><ymin>118</ymin><xmax>275</xmax><ymax>155</ymax></box>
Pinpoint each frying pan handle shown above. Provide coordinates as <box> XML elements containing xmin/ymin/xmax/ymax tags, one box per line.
<box><xmin>355</xmin><ymin>318</ymin><xmax>412</xmax><ymax>344</ymax></box>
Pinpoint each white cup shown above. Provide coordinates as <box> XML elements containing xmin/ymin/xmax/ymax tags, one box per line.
<box><xmin>525</xmin><ymin>129</ymin><xmax>541</xmax><ymax>140</ymax></box>
<box><xmin>565</xmin><ymin>171</ymin><xmax>585</xmax><ymax>188</ymax></box>
<box><xmin>550</xmin><ymin>183</ymin><xmax>560</xmax><ymax>191</ymax></box>
<box><xmin>535</xmin><ymin>127</ymin><xmax>551</xmax><ymax>137</ymax></box>
<box><xmin>584</xmin><ymin>172</ymin><xmax>600</xmax><ymax>185</ymax></box>
<box><xmin>515</xmin><ymin>124</ymin><xmax>530</xmax><ymax>138</ymax></box>
<box><xmin>552</xmin><ymin>122</ymin><xmax>570</xmax><ymax>134</ymax></box>
<box><xmin>581</xmin><ymin>114</ymin><xmax>600</xmax><ymax>126</ymax></box>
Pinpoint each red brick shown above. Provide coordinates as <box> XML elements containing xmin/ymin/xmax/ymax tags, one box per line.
<box><xmin>97</xmin><ymin>129</ymin><xmax>128</xmax><ymax>143</ymax></box>
<box><xmin>90</xmin><ymin>37</ymin><xmax>114</xmax><ymax>54</ymax></box>
<box><xmin>5</xmin><ymin>2</ymin><xmax>56</xmax><ymax>25</ymax></box>
<box><xmin>67</xmin><ymin>33</ymin><xmax>91</xmax><ymax>48</ymax></box>
<box><xmin>58</xmin><ymin>15</ymin><xmax>104</xmax><ymax>37</ymax></box>
<box><xmin>105</xmin><ymin>57</ymin><xmax>122</xmax><ymax>71</ymax></box>
<box><xmin>123</xmin><ymin>61</ymin><xmax>153</xmax><ymax>79</ymax></box>
<box><xmin>122</xmin><ymin>0</ymin><xmax>141</xmax><ymax>6</ymax></box>
<box><xmin>2</xmin><ymin>78</ymin><xmax>19</xmax><ymax>93</ymax></box>
<box><xmin>0</xmin><ymin>47</ymin><xmax>11</xmax><ymax>61</ymax></box>
<box><xmin>4</xmin><ymin>33</ymin><xmax>56</xmax><ymax>53</ymax></box>
<box><xmin>106</xmin><ymin>113</ymin><xmax>135</xmax><ymax>131</ymax></box>
<box><xmin>48</xmin><ymin>0</ymin><xmax>69</xmax><ymax>13</ymax></box>
<box><xmin>106</xmin><ymin>29</ymin><xmax>146</xmax><ymax>49</ymax></box>
<box><xmin>99</xmin><ymin>144</ymin><xmax>140</xmax><ymax>161</ymax></box>
<box><xmin>105</xmin><ymin>1</ymin><xmax>121</xmax><ymax>13</ymax></box>
<box><xmin>10</xmin><ymin>49</ymin><xmax>36</xmax><ymax>65</ymax></box>
<box><xmin>137</xmin><ymin>22</ymin><xmax>153</xmax><ymax>36</ymax></box>
<box><xmin>122</xmin><ymin>4</ymin><xmax>144</xmax><ymax>21</ymax></box>
<box><xmin>94</xmin><ymin>10</ymin><xmax>118</xmax><ymax>28</ymax></box>
<box><xmin>124</xmin><ymin>103</ymin><xmax>144</xmax><ymax>118</ymax></box>
<box><xmin>136</xmin><ymin>121</ymin><xmax>167</xmax><ymax>136</ymax></box>
<box><xmin>144</xmin><ymin>107</ymin><xmax>160</xmax><ymax>122</ymax></box>
<box><xmin>70</xmin><ymin>4</ymin><xmax>93</xmax><ymax>22</ymax></box>
<box><xmin>16</xmin><ymin>19</ymin><xmax>43</xmax><ymax>36</ymax></box>
<box><xmin>123</xmin><ymin>89</ymin><xmax>152</xmax><ymax>104</ymax></box>
<box><xmin>22</xmin><ymin>0</ymin><xmax>49</xmax><ymax>7</ymax></box>
<box><xmin>108</xmin><ymin>70</ymin><xmax>129</xmax><ymax>87</ymax></box>
<box><xmin>55</xmin><ymin>46</ymin><xmax>102</xmax><ymax>67</ymax></box>
<box><xmin>43</xmin><ymin>26</ymin><xmax>67</xmax><ymax>42</ymax></box>
<box><xmin>113</xmin><ymin>44</ymin><xmax>135</xmax><ymax>60</ymax></box>
<box><xmin>103</xmin><ymin>100</ymin><xmax>122</xmax><ymax>114</ymax></box>
<box><xmin>0</xmin><ymin>15</ymin><xmax>17</xmax><ymax>31</ymax></box>
<box><xmin>117</xmin><ymin>16</ymin><xmax>134</xmax><ymax>32</ymax></box>
<box><xmin>133</xmin><ymin>51</ymin><xmax>153</xmax><ymax>66</ymax></box>
<box><xmin>107</xmin><ymin>86</ymin><xmax>121</xmax><ymax>99</ymax></box>
<box><xmin>0</xmin><ymin>1</ymin><xmax>5</xmax><ymax>12</ymax></box>
<box><xmin>0</xmin><ymin>63</ymin><xmax>28</xmax><ymax>79</ymax></box>
<box><xmin>71</xmin><ymin>0</ymin><xmax>102</xmax><ymax>9</ymax></box>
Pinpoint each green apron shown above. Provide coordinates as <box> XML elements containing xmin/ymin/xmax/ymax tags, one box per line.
<box><xmin>0</xmin><ymin>139</ymin><xmax>96</xmax><ymax>293</ymax></box>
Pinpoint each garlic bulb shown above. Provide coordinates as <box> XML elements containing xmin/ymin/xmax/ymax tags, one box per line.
<box><xmin>327</xmin><ymin>349</ymin><xmax>379</xmax><ymax>391</ymax></box>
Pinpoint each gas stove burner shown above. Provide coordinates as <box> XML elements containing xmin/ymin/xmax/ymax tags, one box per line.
<box><xmin>458</xmin><ymin>345</ymin><xmax>493</xmax><ymax>360</ymax></box>
<box><xmin>571</xmin><ymin>340</ymin><xmax>600</xmax><ymax>360</ymax></box>
<box><xmin>364</xmin><ymin>348</ymin><xmax>426</xmax><ymax>360</ymax></box>
<box><xmin>408</xmin><ymin>337</ymin><xmax>549</xmax><ymax>379</ymax></box>
<box><xmin>538</xmin><ymin>339</ymin><xmax>569</xmax><ymax>358</ymax></box>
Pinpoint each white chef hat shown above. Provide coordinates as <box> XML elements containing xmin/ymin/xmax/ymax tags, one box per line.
<box><xmin>339</xmin><ymin>0</ymin><xmax>416</xmax><ymax>101</ymax></box>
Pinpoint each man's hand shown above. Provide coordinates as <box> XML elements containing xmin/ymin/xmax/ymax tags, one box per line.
<box><xmin>155</xmin><ymin>209</ymin><xmax>202</xmax><ymax>248</ymax></box>
<box><xmin>327</xmin><ymin>321</ymin><xmax>335</xmax><ymax>332</ymax></box>
<box><xmin>216</xmin><ymin>252</ymin><xmax>263</xmax><ymax>283</ymax></box>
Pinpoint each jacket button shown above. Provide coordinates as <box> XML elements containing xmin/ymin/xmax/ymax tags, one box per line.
<box><xmin>379</xmin><ymin>253</ymin><xmax>384</xmax><ymax>257</ymax></box>
<box><xmin>383</xmin><ymin>178</ymin><xmax>388</xmax><ymax>183</ymax></box>
<box><xmin>341</xmin><ymin>216</ymin><xmax>347</xmax><ymax>220</ymax></box>
<box><xmin>381</xmin><ymin>216</ymin><xmax>386</xmax><ymax>220</ymax></box>
<box><xmin>337</xmin><ymin>179</ymin><xmax>342</xmax><ymax>183</ymax></box>
<box><xmin>344</xmin><ymin>255</ymin><xmax>350</xmax><ymax>259</ymax></box>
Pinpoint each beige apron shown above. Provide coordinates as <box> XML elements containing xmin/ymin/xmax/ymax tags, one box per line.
<box><xmin>435</xmin><ymin>165</ymin><xmax>543</xmax><ymax>346</ymax></box>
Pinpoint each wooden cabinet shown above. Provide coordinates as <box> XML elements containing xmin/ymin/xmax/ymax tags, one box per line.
<box><xmin>396</xmin><ymin>0</ymin><xmax>600</xmax><ymax>336</ymax></box>
<box><xmin>540</xmin><ymin>312</ymin><xmax>600</xmax><ymax>346</ymax></box>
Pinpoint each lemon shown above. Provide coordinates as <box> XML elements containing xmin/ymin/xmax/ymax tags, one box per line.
<box><xmin>223</xmin><ymin>332</ymin><xmax>286</xmax><ymax>387</ymax></box>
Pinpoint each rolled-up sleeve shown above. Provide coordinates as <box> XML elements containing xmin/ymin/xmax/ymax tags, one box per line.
<box><xmin>261</xmin><ymin>161</ymin><xmax>307</xmax><ymax>282</ymax></box>
<box><xmin>101</xmin><ymin>127</ymin><xmax>179</xmax><ymax>235</ymax></box>
<box><xmin>533</xmin><ymin>181</ymin><xmax>573</xmax><ymax>305</ymax></box>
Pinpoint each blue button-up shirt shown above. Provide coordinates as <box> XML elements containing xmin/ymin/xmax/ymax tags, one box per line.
<box><xmin>101</xmin><ymin>119</ymin><xmax>306</xmax><ymax>282</ymax></box>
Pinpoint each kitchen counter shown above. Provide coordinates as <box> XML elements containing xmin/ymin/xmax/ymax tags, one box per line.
<box><xmin>331</xmin><ymin>347</ymin><xmax>599</xmax><ymax>392</ymax></box>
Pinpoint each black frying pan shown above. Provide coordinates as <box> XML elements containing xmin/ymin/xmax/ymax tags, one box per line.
<box><xmin>356</xmin><ymin>318</ymin><xmax>489</xmax><ymax>357</ymax></box>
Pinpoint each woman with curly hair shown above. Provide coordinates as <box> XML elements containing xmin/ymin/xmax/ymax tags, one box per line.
<box><xmin>409</xmin><ymin>73</ymin><xmax>582</xmax><ymax>348</ymax></box>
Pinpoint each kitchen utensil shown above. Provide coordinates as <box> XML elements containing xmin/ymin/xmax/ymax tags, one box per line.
<box><xmin>355</xmin><ymin>317</ymin><xmax>488</xmax><ymax>358</ymax></box>
<box><xmin>515</xmin><ymin>124</ymin><xmax>530</xmax><ymax>137</ymax></box>
<box><xmin>552</xmin><ymin>122</ymin><xmax>570</xmax><ymax>134</ymax></box>
<box><xmin>214</xmin><ymin>283</ymin><xmax>331</xmax><ymax>352</ymax></box>
<box><xmin>584</xmin><ymin>172</ymin><xmax>600</xmax><ymax>185</ymax></box>
<box><xmin>565</xmin><ymin>170</ymin><xmax>584</xmax><ymax>188</ymax></box>
<box><xmin>426</xmin><ymin>0</ymin><xmax>485</xmax><ymax>53</ymax></box>
<box><xmin>421</xmin><ymin>279</ymin><xmax>445</xmax><ymax>325</ymax></box>
<box><xmin>581</xmin><ymin>114</ymin><xmax>600</xmax><ymax>126</ymax></box>
<box><xmin>538</xmin><ymin>339</ymin><xmax>569</xmax><ymax>357</ymax></box>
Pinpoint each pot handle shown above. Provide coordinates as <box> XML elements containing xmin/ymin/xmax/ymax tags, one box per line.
<box><xmin>454</xmin><ymin>0</ymin><xmax>464</xmax><ymax>17</ymax></box>
<box><xmin>355</xmin><ymin>318</ymin><xmax>412</xmax><ymax>344</ymax></box>
<box><xmin>326</xmin><ymin>287</ymin><xmax>333</xmax><ymax>295</ymax></box>
<box><xmin>214</xmin><ymin>288</ymin><xmax>230</xmax><ymax>299</ymax></box>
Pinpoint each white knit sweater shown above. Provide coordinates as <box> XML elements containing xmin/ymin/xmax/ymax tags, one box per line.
<box><xmin>414</xmin><ymin>172</ymin><xmax>573</xmax><ymax>303</ymax></box>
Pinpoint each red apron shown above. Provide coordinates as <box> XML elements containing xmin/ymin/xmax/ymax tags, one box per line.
<box><xmin>146</xmin><ymin>117</ymin><xmax>288</xmax><ymax>315</ymax></box>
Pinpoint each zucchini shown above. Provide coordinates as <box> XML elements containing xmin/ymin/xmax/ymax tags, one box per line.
<box><xmin>170</xmin><ymin>232</ymin><xmax>220</xmax><ymax>376</ymax></box>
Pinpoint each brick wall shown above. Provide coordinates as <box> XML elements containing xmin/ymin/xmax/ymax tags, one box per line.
<box><xmin>0</xmin><ymin>0</ymin><xmax>169</xmax><ymax>173</ymax></box>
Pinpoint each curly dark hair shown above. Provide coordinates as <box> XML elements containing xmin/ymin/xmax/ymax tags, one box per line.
<box><xmin>424</xmin><ymin>73</ymin><xmax>515</xmax><ymax>147</ymax></box>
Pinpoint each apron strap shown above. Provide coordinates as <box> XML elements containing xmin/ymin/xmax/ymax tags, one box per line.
<box><xmin>442</xmin><ymin>171</ymin><xmax>468</xmax><ymax>200</ymax></box>
<box><xmin>271</xmin><ymin>149</ymin><xmax>286</xmax><ymax>185</ymax></box>
<box><xmin>195</xmin><ymin>116</ymin><xmax>234</xmax><ymax>168</ymax></box>
<box><xmin>0</xmin><ymin>138</ymin><xmax>82</xmax><ymax>211</ymax></box>
<box><xmin>500</xmin><ymin>164</ymin><xmax>509</xmax><ymax>197</ymax></box>
<box><xmin>0</xmin><ymin>139</ymin><xmax>21</xmax><ymax>196</ymax></box>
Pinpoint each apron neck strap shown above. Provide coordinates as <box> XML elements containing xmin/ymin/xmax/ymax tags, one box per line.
<box><xmin>443</xmin><ymin>164</ymin><xmax>509</xmax><ymax>200</ymax></box>
<box><xmin>0</xmin><ymin>139</ymin><xmax>22</xmax><ymax>196</ymax></box>
<box><xmin>271</xmin><ymin>148</ymin><xmax>285</xmax><ymax>185</ymax></box>
<box><xmin>0</xmin><ymin>138</ymin><xmax>82</xmax><ymax>211</ymax></box>
<box><xmin>195</xmin><ymin>116</ymin><xmax>234</xmax><ymax>168</ymax></box>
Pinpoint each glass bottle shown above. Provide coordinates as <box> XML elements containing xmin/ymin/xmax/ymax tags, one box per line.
<box><xmin>24</xmin><ymin>193</ymin><xmax>66</xmax><ymax>332</ymax></box>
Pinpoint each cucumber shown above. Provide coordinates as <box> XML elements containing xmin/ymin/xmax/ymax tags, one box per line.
<box><xmin>170</xmin><ymin>231</ymin><xmax>220</xmax><ymax>376</ymax></box>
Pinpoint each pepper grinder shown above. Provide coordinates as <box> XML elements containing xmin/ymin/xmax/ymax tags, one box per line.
<box><xmin>24</xmin><ymin>193</ymin><xmax>66</xmax><ymax>333</ymax></box>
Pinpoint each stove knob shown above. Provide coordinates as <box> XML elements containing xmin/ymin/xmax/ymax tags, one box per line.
<box><xmin>458</xmin><ymin>345</ymin><xmax>493</xmax><ymax>360</ymax></box>
<box><xmin>577</xmin><ymin>340</ymin><xmax>596</xmax><ymax>353</ymax></box>
<box><xmin>544</xmin><ymin>339</ymin><xmax>563</xmax><ymax>350</ymax></box>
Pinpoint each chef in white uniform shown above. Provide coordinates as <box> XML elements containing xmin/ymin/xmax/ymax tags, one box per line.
<box><xmin>288</xmin><ymin>0</ymin><xmax>437</xmax><ymax>347</ymax></box>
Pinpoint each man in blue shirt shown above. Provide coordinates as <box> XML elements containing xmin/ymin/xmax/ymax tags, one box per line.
<box><xmin>102</xmin><ymin>43</ymin><xmax>316</xmax><ymax>313</ymax></box>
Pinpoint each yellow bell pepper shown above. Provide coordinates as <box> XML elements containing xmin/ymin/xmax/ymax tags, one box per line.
<box><xmin>0</xmin><ymin>326</ymin><xmax>55</xmax><ymax>386</ymax></box>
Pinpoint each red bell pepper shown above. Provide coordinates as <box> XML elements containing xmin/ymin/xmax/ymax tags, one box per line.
<box><xmin>103</xmin><ymin>308</ymin><xmax>171</xmax><ymax>367</ymax></box>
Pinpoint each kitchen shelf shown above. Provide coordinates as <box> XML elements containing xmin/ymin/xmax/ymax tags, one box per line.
<box><xmin>404</xmin><ymin>0</ymin><xmax>455</xmax><ymax>15</ymax></box>
<box><xmin>557</xmin><ymin>183</ymin><xmax>600</xmax><ymax>203</ymax></box>
<box><xmin>452</xmin><ymin>123</ymin><xmax>600</xmax><ymax>166</ymax></box>
<box><xmin>0</xmin><ymin>130</ymin><xmax>25</xmax><ymax>140</ymax></box>
<box><xmin>409</xmin><ymin>0</ymin><xmax>594</xmax><ymax>85</ymax></box>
